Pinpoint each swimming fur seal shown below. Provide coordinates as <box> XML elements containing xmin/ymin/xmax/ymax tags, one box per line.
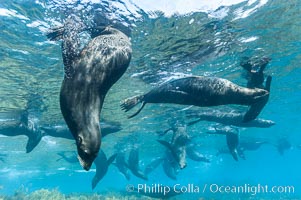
<box><xmin>208</xmin><ymin>126</ymin><xmax>239</xmax><ymax>161</ymax></box>
<box><xmin>92</xmin><ymin>150</ymin><xmax>117</xmax><ymax>189</ymax></box>
<box><xmin>47</xmin><ymin>16</ymin><xmax>132</xmax><ymax>170</ymax></box>
<box><xmin>186</xmin><ymin>109</ymin><xmax>275</xmax><ymax>128</ymax></box>
<box><xmin>0</xmin><ymin>110</ymin><xmax>43</xmax><ymax>153</ymax></box>
<box><xmin>114</xmin><ymin>152</ymin><xmax>131</xmax><ymax>180</ymax></box>
<box><xmin>157</xmin><ymin>125</ymin><xmax>190</xmax><ymax>169</ymax></box>
<box><xmin>121</xmin><ymin>75</ymin><xmax>270</xmax><ymax>122</ymax></box>
<box><xmin>186</xmin><ymin>143</ymin><xmax>210</xmax><ymax>163</ymax></box>
<box><xmin>127</xmin><ymin>148</ymin><xmax>148</xmax><ymax>181</ymax></box>
<box><xmin>41</xmin><ymin>120</ymin><xmax>122</xmax><ymax>140</ymax></box>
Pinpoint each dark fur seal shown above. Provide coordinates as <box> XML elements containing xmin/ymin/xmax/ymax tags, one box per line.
<box><xmin>157</xmin><ymin>125</ymin><xmax>189</xmax><ymax>169</ymax></box>
<box><xmin>0</xmin><ymin>110</ymin><xmax>42</xmax><ymax>153</ymax></box>
<box><xmin>47</xmin><ymin>16</ymin><xmax>131</xmax><ymax>170</ymax></box>
<box><xmin>127</xmin><ymin>148</ymin><xmax>148</xmax><ymax>181</ymax></box>
<box><xmin>208</xmin><ymin>126</ymin><xmax>239</xmax><ymax>161</ymax></box>
<box><xmin>92</xmin><ymin>150</ymin><xmax>117</xmax><ymax>189</ymax></box>
<box><xmin>114</xmin><ymin>152</ymin><xmax>131</xmax><ymax>180</ymax></box>
<box><xmin>121</xmin><ymin>75</ymin><xmax>270</xmax><ymax>122</ymax></box>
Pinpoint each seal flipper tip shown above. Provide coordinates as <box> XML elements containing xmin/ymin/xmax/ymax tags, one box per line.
<box><xmin>120</xmin><ymin>95</ymin><xmax>145</xmax><ymax>118</ymax></box>
<box><xmin>265</xmin><ymin>75</ymin><xmax>272</xmax><ymax>92</ymax></box>
<box><xmin>26</xmin><ymin>132</ymin><xmax>43</xmax><ymax>153</ymax></box>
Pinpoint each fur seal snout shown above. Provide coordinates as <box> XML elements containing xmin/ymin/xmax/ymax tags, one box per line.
<box><xmin>47</xmin><ymin>17</ymin><xmax>132</xmax><ymax>170</ymax></box>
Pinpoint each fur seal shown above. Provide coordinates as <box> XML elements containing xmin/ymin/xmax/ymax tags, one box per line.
<box><xmin>186</xmin><ymin>109</ymin><xmax>275</xmax><ymax>128</ymax></box>
<box><xmin>92</xmin><ymin>150</ymin><xmax>117</xmax><ymax>189</ymax></box>
<box><xmin>144</xmin><ymin>157</ymin><xmax>164</xmax><ymax>177</ymax></box>
<box><xmin>162</xmin><ymin>151</ymin><xmax>179</xmax><ymax>180</ymax></box>
<box><xmin>47</xmin><ymin>16</ymin><xmax>131</xmax><ymax>170</ymax></box>
<box><xmin>41</xmin><ymin>120</ymin><xmax>121</xmax><ymax>140</ymax></box>
<box><xmin>0</xmin><ymin>110</ymin><xmax>42</xmax><ymax>153</ymax></box>
<box><xmin>208</xmin><ymin>126</ymin><xmax>239</xmax><ymax>161</ymax></box>
<box><xmin>186</xmin><ymin>143</ymin><xmax>210</xmax><ymax>163</ymax></box>
<box><xmin>114</xmin><ymin>152</ymin><xmax>131</xmax><ymax>180</ymax></box>
<box><xmin>127</xmin><ymin>148</ymin><xmax>148</xmax><ymax>181</ymax></box>
<box><xmin>121</xmin><ymin>75</ymin><xmax>270</xmax><ymax>122</ymax></box>
<box><xmin>157</xmin><ymin>125</ymin><xmax>189</xmax><ymax>169</ymax></box>
<box><xmin>275</xmin><ymin>138</ymin><xmax>291</xmax><ymax>155</ymax></box>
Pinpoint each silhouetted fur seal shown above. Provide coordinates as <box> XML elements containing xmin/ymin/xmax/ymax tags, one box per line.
<box><xmin>127</xmin><ymin>148</ymin><xmax>148</xmax><ymax>181</ymax></box>
<box><xmin>186</xmin><ymin>109</ymin><xmax>275</xmax><ymax>128</ymax></box>
<box><xmin>208</xmin><ymin>126</ymin><xmax>239</xmax><ymax>161</ymax></box>
<box><xmin>0</xmin><ymin>110</ymin><xmax>42</xmax><ymax>153</ymax></box>
<box><xmin>121</xmin><ymin>75</ymin><xmax>270</xmax><ymax>122</ymax></box>
<box><xmin>92</xmin><ymin>150</ymin><xmax>117</xmax><ymax>189</ymax></box>
<box><xmin>47</xmin><ymin>16</ymin><xmax>131</xmax><ymax>170</ymax></box>
<box><xmin>114</xmin><ymin>152</ymin><xmax>131</xmax><ymax>180</ymax></box>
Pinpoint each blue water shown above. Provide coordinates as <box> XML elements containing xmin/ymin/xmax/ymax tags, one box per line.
<box><xmin>0</xmin><ymin>0</ymin><xmax>301</xmax><ymax>199</ymax></box>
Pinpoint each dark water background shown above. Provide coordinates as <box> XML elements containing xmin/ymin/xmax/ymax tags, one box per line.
<box><xmin>0</xmin><ymin>0</ymin><xmax>301</xmax><ymax>199</ymax></box>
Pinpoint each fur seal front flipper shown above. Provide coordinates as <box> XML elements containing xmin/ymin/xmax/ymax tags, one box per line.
<box><xmin>47</xmin><ymin>16</ymin><xmax>132</xmax><ymax>170</ymax></box>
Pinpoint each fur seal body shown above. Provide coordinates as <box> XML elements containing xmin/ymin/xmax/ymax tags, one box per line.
<box><xmin>121</xmin><ymin>76</ymin><xmax>270</xmax><ymax>122</ymax></box>
<box><xmin>47</xmin><ymin>17</ymin><xmax>131</xmax><ymax>170</ymax></box>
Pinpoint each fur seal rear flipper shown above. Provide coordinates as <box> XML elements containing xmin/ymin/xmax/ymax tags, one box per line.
<box><xmin>47</xmin><ymin>16</ymin><xmax>131</xmax><ymax>170</ymax></box>
<box><xmin>243</xmin><ymin>75</ymin><xmax>272</xmax><ymax>122</ymax></box>
<box><xmin>121</xmin><ymin>76</ymin><xmax>269</xmax><ymax>122</ymax></box>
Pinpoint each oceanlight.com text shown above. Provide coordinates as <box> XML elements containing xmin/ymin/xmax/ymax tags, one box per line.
<box><xmin>208</xmin><ymin>183</ymin><xmax>295</xmax><ymax>196</ymax></box>
<box><xmin>126</xmin><ymin>183</ymin><xmax>295</xmax><ymax>196</ymax></box>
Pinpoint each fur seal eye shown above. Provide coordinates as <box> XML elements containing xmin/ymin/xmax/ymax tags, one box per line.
<box><xmin>77</xmin><ymin>136</ymin><xmax>83</xmax><ymax>145</ymax></box>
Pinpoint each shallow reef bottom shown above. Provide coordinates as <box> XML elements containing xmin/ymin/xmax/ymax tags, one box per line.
<box><xmin>1</xmin><ymin>188</ymin><xmax>301</xmax><ymax>200</ymax></box>
<box><xmin>0</xmin><ymin>189</ymin><xmax>151</xmax><ymax>200</ymax></box>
